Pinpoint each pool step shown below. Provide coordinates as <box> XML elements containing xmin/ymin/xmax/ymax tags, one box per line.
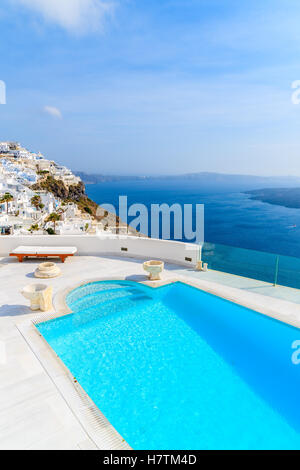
<box><xmin>67</xmin><ymin>282</ymin><xmax>136</xmax><ymax>306</ymax></box>
<box><xmin>69</xmin><ymin>287</ymin><xmax>143</xmax><ymax>313</ymax></box>
<box><xmin>71</xmin><ymin>293</ymin><xmax>153</xmax><ymax>328</ymax></box>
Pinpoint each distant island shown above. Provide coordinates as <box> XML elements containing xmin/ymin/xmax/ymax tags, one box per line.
<box><xmin>77</xmin><ymin>170</ymin><xmax>300</xmax><ymax>210</ymax></box>
<box><xmin>75</xmin><ymin>171</ymin><xmax>147</xmax><ymax>184</ymax></box>
<box><xmin>246</xmin><ymin>188</ymin><xmax>300</xmax><ymax>209</ymax></box>
<box><xmin>75</xmin><ymin>171</ymin><xmax>300</xmax><ymax>191</ymax></box>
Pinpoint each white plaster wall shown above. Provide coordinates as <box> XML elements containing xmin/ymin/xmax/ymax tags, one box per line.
<box><xmin>0</xmin><ymin>234</ymin><xmax>201</xmax><ymax>267</ymax></box>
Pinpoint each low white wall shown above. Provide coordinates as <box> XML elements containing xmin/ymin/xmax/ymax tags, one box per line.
<box><xmin>0</xmin><ymin>234</ymin><xmax>201</xmax><ymax>267</ymax></box>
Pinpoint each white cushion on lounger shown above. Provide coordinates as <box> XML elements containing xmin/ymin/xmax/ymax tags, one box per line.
<box><xmin>11</xmin><ymin>246</ymin><xmax>77</xmax><ymax>255</ymax></box>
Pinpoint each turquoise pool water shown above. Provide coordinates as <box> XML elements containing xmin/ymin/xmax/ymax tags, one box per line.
<box><xmin>37</xmin><ymin>281</ymin><xmax>300</xmax><ymax>450</ymax></box>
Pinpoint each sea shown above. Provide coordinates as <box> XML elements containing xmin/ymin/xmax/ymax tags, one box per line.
<box><xmin>84</xmin><ymin>180</ymin><xmax>300</xmax><ymax>413</ymax></box>
<box><xmin>86</xmin><ymin>179</ymin><xmax>300</xmax><ymax>259</ymax></box>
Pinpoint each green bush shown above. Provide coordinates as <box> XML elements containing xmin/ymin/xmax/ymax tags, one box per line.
<box><xmin>84</xmin><ymin>206</ymin><xmax>92</xmax><ymax>215</ymax></box>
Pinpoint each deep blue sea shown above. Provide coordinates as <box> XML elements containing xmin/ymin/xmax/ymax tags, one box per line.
<box><xmin>86</xmin><ymin>179</ymin><xmax>300</xmax><ymax>259</ymax></box>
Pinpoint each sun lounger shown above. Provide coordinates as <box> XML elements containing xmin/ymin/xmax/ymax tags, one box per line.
<box><xmin>9</xmin><ymin>246</ymin><xmax>77</xmax><ymax>263</ymax></box>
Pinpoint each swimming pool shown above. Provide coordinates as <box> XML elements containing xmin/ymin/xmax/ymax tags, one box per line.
<box><xmin>37</xmin><ymin>280</ymin><xmax>300</xmax><ymax>450</ymax></box>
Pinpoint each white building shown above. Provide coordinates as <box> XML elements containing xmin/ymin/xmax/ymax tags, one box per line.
<box><xmin>0</xmin><ymin>142</ymin><xmax>98</xmax><ymax>238</ymax></box>
<box><xmin>0</xmin><ymin>142</ymin><xmax>10</xmax><ymax>153</ymax></box>
<box><xmin>12</xmin><ymin>148</ymin><xmax>31</xmax><ymax>159</ymax></box>
<box><xmin>61</xmin><ymin>203</ymin><xmax>78</xmax><ymax>220</ymax></box>
<box><xmin>36</xmin><ymin>159</ymin><xmax>51</xmax><ymax>172</ymax></box>
<box><xmin>33</xmin><ymin>190</ymin><xmax>58</xmax><ymax>214</ymax></box>
<box><xmin>51</xmin><ymin>165</ymin><xmax>81</xmax><ymax>186</ymax></box>
<box><xmin>54</xmin><ymin>219</ymin><xmax>92</xmax><ymax>235</ymax></box>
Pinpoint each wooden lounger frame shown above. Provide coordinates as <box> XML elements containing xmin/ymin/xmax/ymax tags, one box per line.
<box><xmin>10</xmin><ymin>253</ymin><xmax>74</xmax><ymax>263</ymax></box>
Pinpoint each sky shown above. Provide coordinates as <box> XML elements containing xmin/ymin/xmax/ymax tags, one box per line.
<box><xmin>1</xmin><ymin>0</ymin><xmax>300</xmax><ymax>176</ymax></box>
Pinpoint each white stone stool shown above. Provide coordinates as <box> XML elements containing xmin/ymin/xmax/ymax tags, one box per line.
<box><xmin>35</xmin><ymin>262</ymin><xmax>61</xmax><ymax>279</ymax></box>
<box><xmin>196</xmin><ymin>261</ymin><xmax>203</xmax><ymax>271</ymax></box>
<box><xmin>21</xmin><ymin>284</ymin><xmax>53</xmax><ymax>312</ymax></box>
<box><xmin>143</xmin><ymin>260</ymin><xmax>164</xmax><ymax>281</ymax></box>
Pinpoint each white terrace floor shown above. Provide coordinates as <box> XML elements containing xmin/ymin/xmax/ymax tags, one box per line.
<box><xmin>1</xmin><ymin>254</ymin><xmax>300</xmax><ymax>450</ymax></box>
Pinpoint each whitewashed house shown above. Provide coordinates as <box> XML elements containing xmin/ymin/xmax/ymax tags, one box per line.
<box><xmin>36</xmin><ymin>159</ymin><xmax>51</xmax><ymax>172</ymax></box>
<box><xmin>0</xmin><ymin>142</ymin><xmax>10</xmax><ymax>153</ymax></box>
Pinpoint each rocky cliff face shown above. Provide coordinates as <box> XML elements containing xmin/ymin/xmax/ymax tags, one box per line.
<box><xmin>32</xmin><ymin>176</ymin><xmax>85</xmax><ymax>201</ymax></box>
<box><xmin>67</xmin><ymin>181</ymin><xmax>86</xmax><ymax>201</ymax></box>
<box><xmin>31</xmin><ymin>176</ymin><xmax>139</xmax><ymax>233</ymax></box>
<box><xmin>31</xmin><ymin>176</ymin><xmax>101</xmax><ymax>219</ymax></box>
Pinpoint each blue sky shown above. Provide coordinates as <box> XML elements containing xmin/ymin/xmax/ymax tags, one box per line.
<box><xmin>0</xmin><ymin>0</ymin><xmax>300</xmax><ymax>175</ymax></box>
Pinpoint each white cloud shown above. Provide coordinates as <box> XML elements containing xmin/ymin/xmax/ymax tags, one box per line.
<box><xmin>14</xmin><ymin>0</ymin><xmax>114</xmax><ymax>33</ymax></box>
<box><xmin>43</xmin><ymin>106</ymin><xmax>62</xmax><ymax>119</ymax></box>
